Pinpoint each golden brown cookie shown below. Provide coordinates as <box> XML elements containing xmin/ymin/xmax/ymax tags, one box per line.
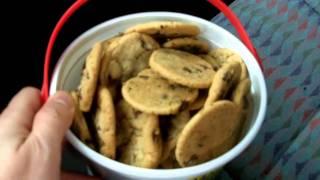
<box><xmin>231</xmin><ymin>78</ymin><xmax>251</xmax><ymax>109</ymax></box>
<box><xmin>161</xmin><ymin>110</ymin><xmax>190</xmax><ymax>162</ymax></box>
<box><xmin>150</xmin><ymin>49</ymin><xmax>215</xmax><ymax>88</ymax></box>
<box><xmin>223</xmin><ymin>94</ymin><xmax>252</xmax><ymax>156</ymax></box>
<box><xmin>117</xmin><ymin>100</ymin><xmax>162</xmax><ymax>168</ymax></box>
<box><xmin>108</xmin><ymin>60</ymin><xmax>123</xmax><ymax>80</ymax></box>
<box><xmin>231</xmin><ymin>78</ymin><xmax>252</xmax><ymax>140</ymax></box>
<box><xmin>236</xmin><ymin>94</ymin><xmax>253</xmax><ymax>139</ymax></box>
<box><xmin>70</xmin><ymin>91</ymin><xmax>94</xmax><ymax>148</ymax></box>
<box><xmin>188</xmin><ymin>96</ymin><xmax>206</xmax><ymax>111</ymax></box>
<box><xmin>209</xmin><ymin>129</ymin><xmax>240</xmax><ymax>159</ymax></box>
<box><xmin>204</xmin><ymin>61</ymin><xmax>241</xmax><ymax>108</ymax></box>
<box><xmin>116</xmin><ymin>100</ymin><xmax>134</xmax><ymax>147</ymax></box>
<box><xmin>209</xmin><ymin>48</ymin><xmax>248</xmax><ymax>80</ymax></box>
<box><xmin>110</xmin><ymin>32</ymin><xmax>160</xmax><ymax>82</ymax></box>
<box><xmin>227</xmin><ymin>54</ymin><xmax>249</xmax><ymax>80</ymax></box>
<box><xmin>99</xmin><ymin>51</ymin><xmax>111</xmax><ymax>86</ymax></box>
<box><xmin>122</xmin><ymin>69</ymin><xmax>198</xmax><ymax>115</ymax></box>
<box><xmin>175</xmin><ymin>100</ymin><xmax>241</xmax><ymax>167</ymax></box>
<box><xmin>125</xmin><ymin>21</ymin><xmax>200</xmax><ymax>38</ymax></box>
<box><xmin>163</xmin><ymin>37</ymin><xmax>209</xmax><ymax>54</ymax></box>
<box><xmin>78</xmin><ymin>42</ymin><xmax>103</xmax><ymax>112</ymax></box>
<box><xmin>99</xmin><ymin>36</ymin><xmax>121</xmax><ymax>85</ymax></box>
<box><xmin>93</xmin><ymin>86</ymin><xmax>116</xmax><ymax>159</ymax></box>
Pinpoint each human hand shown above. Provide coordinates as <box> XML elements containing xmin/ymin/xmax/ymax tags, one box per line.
<box><xmin>0</xmin><ymin>87</ymin><xmax>99</xmax><ymax>180</ymax></box>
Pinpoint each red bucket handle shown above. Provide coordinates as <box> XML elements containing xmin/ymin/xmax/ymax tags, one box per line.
<box><xmin>208</xmin><ymin>0</ymin><xmax>263</xmax><ymax>70</ymax></box>
<box><xmin>40</xmin><ymin>0</ymin><xmax>88</xmax><ymax>101</ymax></box>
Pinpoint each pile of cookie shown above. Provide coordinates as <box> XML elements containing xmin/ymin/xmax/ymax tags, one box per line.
<box><xmin>70</xmin><ymin>21</ymin><xmax>251</xmax><ymax>169</ymax></box>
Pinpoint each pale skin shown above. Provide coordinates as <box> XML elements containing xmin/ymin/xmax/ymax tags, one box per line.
<box><xmin>0</xmin><ymin>87</ymin><xmax>100</xmax><ymax>180</ymax></box>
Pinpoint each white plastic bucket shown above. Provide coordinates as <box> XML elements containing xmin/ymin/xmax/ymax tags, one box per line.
<box><xmin>50</xmin><ymin>12</ymin><xmax>267</xmax><ymax>180</ymax></box>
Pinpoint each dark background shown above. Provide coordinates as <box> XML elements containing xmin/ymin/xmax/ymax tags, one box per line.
<box><xmin>0</xmin><ymin>0</ymin><xmax>233</xmax><ymax>110</ymax></box>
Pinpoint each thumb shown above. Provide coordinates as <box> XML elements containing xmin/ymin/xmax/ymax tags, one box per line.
<box><xmin>32</xmin><ymin>91</ymin><xmax>74</xmax><ymax>149</ymax></box>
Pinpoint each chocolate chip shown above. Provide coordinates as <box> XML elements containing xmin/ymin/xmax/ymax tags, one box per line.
<box><xmin>139</xmin><ymin>75</ymin><xmax>149</xmax><ymax>80</ymax></box>
<box><xmin>82</xmin><ymin>61</ymin><xmax>87</xmax><ymax>70</ymax></box>
<box><xmin>176</xmin><ymin>84</ymin><xmax>187</xmax><ymax>89</ymax></box>
<box><xmin>132</xmin><ymin>154</ymin><xmax>137</xmax><ymax>162</ymax></box>
<box><xmin>78</xmin><ymin>91</ymin><xmax>83</xmax><ymax>100</ymax></box>
<box><xmin>139</xmin><ymin>39</ymin><xmax>150</xmax><ymax>50</ymax></box>
<box><xmin>161</xmin><ymin>94</ymin><xmax>168</xmax><ymax>99</ymax></box>
<box><xmin>182</xmin><ymin>67</ymin><xmax>192</xmax><ymax>73</ymax></box>
<box><xmin>82</xmin><ymin>71</ymin><xmax>89</xmax><ymax>79</ymax></box>
<box><xmin>194</xmin><ymin>67</ymin><xmax>202</xmax><ymax>73</ymax></box>
<box><xmin>222</xmin><ymin>72</ymin><xmax>232</xmax><ymax>83</ymax></box>
<box><xmin>198</xmin><ymin>64</ymin><xmax>209</xmax><ymax>70</ymax></box>
<box><xmin>159</xmin><ymin>77</ymin><xmax>167</xmax><ymax>81</ymax></box>
<box><xmin>169</xmin><ymin>84</ymin><xmax>176</xmax><ymax>90</ymax></box>
<box><xmin>212</xmin><ymin>65</ymin><xmax>219</xmax><ymax>71</ymax></box>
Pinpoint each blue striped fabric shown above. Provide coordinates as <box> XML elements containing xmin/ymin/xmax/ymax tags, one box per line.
<box><xmin>212</xmin><ymin>0</ymin><xmax>320</xmax><ymax>179</ymax></box>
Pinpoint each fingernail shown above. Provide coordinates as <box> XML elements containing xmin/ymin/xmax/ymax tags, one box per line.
<box><xmin>52</xmin><ymin>92</ymin><xmax>74</xmax><ymax>109</ymax></box>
